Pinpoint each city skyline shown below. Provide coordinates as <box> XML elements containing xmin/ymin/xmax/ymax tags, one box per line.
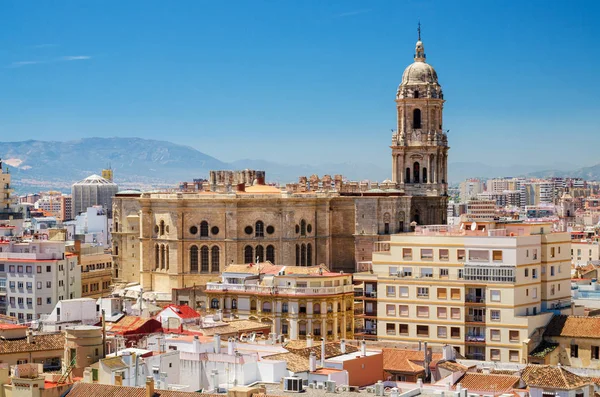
<box><xmin>1</xmin><ymin>0</ymin><xmax>599</xmax><ymax>170</ymax></box>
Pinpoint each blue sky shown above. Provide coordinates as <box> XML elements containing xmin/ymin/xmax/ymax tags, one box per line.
<box><xmin>1</xmin><ymin>0</ymin><xmax>599</xmax><ymax>169</ymax></box>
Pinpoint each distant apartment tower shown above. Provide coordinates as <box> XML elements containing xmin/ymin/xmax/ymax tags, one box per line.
<box><xmin>101</xmin><ymin>168</ymin><xmax>114</xmax><ymax>183</ymax></box>
<box><xmin>0</xmin><ymin>159</ymin><xmax>23</xmax><ymax>222</ymax></box>
<box><xmin>459</xmin><ymin>179</ymin><xmax>484</xmax><ymax>203</ymax></box>
<box><xmin>72</xmin><ymin>174</ymin><xmax>118</xmax><ymax>218</ymax></box>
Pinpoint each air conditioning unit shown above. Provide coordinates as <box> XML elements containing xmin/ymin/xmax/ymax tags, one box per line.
<box><xmin>308</xmin><ymin>384</ymin><xmax>315</xmax><ymax>389</ymax></box>
<box><xmin>325</xmin><ymin>381</ymin><xmax>337</xmax><ymax>393</ymax></box>
<box><xmin>317</xmin><ymin>384</ymin><xmax>324</xmax><ymax>390</ymax></box>
<box><xmin>284</xmin><ymin>377</ymin><xmax>303</xmax><ymax>393</ymax></box>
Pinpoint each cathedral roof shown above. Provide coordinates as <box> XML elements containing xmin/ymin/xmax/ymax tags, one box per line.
<box><xmin>401</xmin><ymin>61</ymin><xmax>438</xmax><ymax>86</ymax></box>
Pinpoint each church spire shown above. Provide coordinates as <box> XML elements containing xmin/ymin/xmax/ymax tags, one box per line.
<box><xmin>414</xmin><ymin>22</ymin><xmax>426</xmax><ymax>62</ymax></box>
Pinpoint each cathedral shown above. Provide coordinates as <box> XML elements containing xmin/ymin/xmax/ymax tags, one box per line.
<box><xmin>112</xmin><ymin>33</ymin><xmax>449</xmax><ymax>293</ymax></box>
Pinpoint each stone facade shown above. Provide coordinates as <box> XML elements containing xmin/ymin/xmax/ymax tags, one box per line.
<box><xmin>111</xmin><ymin>33</ymin><xmax>449</xmax><ymax>293</ymax></box>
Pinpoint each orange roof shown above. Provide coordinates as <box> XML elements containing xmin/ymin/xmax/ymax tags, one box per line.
<box><xmin>455</xmin><ymin>373</ymin><xmax>520</xmax><ymax>393</ymax></box>
<box><xmin>521</xmin><ymin>365</ymin><xmax>592</xmax><ymax>390</ymax></box>
<box><xmin>545</xmin><ymin>315</ymin><xmax>600</xmax><ymax>339</ymax></box>
<box><xmin>311</xmin><ymin>368</ymin><xmax>343</xmax><ymax>375</ymax></box>
<box><xmin>0</xmin><ymin>323</ymin><xmax>27</xmax><ymax>330</ymax></box>
<box><xmin>161</xmin><ymin>304</ymin><xmax>200</xmax><ymax>320</ymax></box>
<box><xmin>383</xmin><ymin>348</ymin><xmax>442</xmax><ymax>374</ymax></box>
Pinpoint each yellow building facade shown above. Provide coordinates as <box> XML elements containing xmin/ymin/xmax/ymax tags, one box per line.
<box><xmin>354</xmin><ymin>221</ymin><xmax>574</xmax><ymax>363</ymax></box>
<box><xmin>205</xmin><ymin>264</ymin><xmax>354</xmax><ymax>341</ymax></box>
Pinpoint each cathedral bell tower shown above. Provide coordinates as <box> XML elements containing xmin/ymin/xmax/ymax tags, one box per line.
<box><xmin>391</xmin><ymin>27</ymin><xmax>449</xmax><ymax>196</ymax></box>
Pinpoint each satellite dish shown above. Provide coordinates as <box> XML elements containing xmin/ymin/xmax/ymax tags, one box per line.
<box><xmin>471</xmin><ymin>222</ymin><xmax>477</xmax><ymax>231</ymax></box>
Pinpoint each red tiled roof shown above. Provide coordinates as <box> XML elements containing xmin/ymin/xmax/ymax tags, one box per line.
<box><xmin>0</xmin><ymin>323</ymin><xmax>27</xmax><ymax>330</ymax></box>
<box><xmin>106</xmin><ymin>316</ymin><xmax>162</xmax><ymax>335</ymax></box>
<box><xmin>382</xmin><ymin>348</ymin><xmax>442</xmax><ymax>374</ymax></box>
<box><xmin>545</xmin><ymin>315</ymin><xmax>600</xmax><ymax>339</ymax></box>
<box><xmin>162</xmin><ymin>305</ymin><xmax>200</xmax><ymax>319</ymax></box>
<box><xmin>64</xmin><ymin>382</ymin><xmax>220</xmax><ymax>397</ymax></box>
<box><xmin>454</xmin><ymin>373</ymin><xmax>519</xmax><ymax>393</ymax></box>
<box><xmin>521</xmin><ymin>365</ymin><xmax>592</xmax><ymax>390</ymax></box>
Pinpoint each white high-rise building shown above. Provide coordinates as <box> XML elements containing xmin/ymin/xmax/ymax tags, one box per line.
<box><xmin>2</xmin><ymin>240</ymin><xmax>81</xmax><ymax>322</ymax></box>
<box><xmin>72</xmin><ymin>174</ymin><xmax>118</xmax><ymax>218</ymax></box>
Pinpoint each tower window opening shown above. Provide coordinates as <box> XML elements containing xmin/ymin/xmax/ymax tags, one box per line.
<box><xmin>413</xmin><ymin>109</ymin><xmax>422</xmax><ymax>129</ymax></box>
<box><xmin>413</xmin><ymin>162</ymin><xmax>420</xmax><ymax>183</ymax></box>
<box><xmin>414</xmin><ymin>91</ymin><xmax>419</xmax><ymax>98</ymax></box>
<box><xmin>422</xmin><ymin>167</ymin><xmax>427</xmax><ymax>183</ymax></box>
<box><xmin>405</xmin><ymin>168</ymin><xmax>411</xmax><ymax>183</ymax></box>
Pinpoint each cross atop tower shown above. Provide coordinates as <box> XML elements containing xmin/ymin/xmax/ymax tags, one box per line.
<box><xmin>417</xmin><ymin>21</ymin><xmax>421</xmax><ymax>41</ymax></box>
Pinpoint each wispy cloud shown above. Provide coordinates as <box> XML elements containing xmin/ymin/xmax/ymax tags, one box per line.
<box><xmin>8</xmin><ymin>60</ymin><xmax>44</xmax><ymax>68</ymax></box>
<box><xmin>7</xmin><ymin>55</ymin><xmax>92</xmax><ymax>68</ymax></box>
<box><xmin>61</xmin><ymin>55</ymin><xmax>92</xmax><ymax>61</ymax></box>
<box><xmin>335</xmin><ymin>9</ymin><xmax>371</xmax><ymax>18</ymax></box>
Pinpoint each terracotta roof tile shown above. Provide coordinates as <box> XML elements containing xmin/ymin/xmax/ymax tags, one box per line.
<box><xmin>0</xmin><ymin>333</ymin><xmax>64</xmax><ymax>354</ymax></box>
<box><xmin>437</xmin><ymin>361</ymin><xmax>468</xmax><ymax>373</ymax></box>
<box><xmin>544</xmin><ymin>315</ymin><xmax>600</xmax><ymax>339</ymax></box>
<box><xmin>65</xmin><ymin>382</ymin><xmax>220</xmax><ymax>397</ymax></box>
<box><xmin>383</xmin><ymin>348</ymin><xmax>442</xmax><ymax>374</ymax></box>
<box><xmin>521</xmin><ymin>365</ymin><xmax>592</xmax><ymax>390</ymax></box>
<box><xmin>263</xmin><ymin>342</ymin><xmax>359</xmax><ymax>373</ymax></box>
<box><xmin>162</xmin><ymin>305</ymin><xmax>200</xmax><ymax>320</ymax></box>
<box><xmin>454</xmin><ymin>373</ymin><xmax>519</xmax><ymax>394</ymax></box>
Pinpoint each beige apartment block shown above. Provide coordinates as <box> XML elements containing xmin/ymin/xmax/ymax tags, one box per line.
<box><xmin>354</xmin><ymin>221</ymin><xmax>573</xmax><ymax>363</ymax></box>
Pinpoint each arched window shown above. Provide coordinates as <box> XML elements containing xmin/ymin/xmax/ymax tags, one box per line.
<box><xmin>114</xmin><ymin>245</ymin><xmax>119</xmax><ymax>256</ymax></box>
<box><xmin>295</xmin><ymin>244</ymin><xmax>300</xmax><ymax>266</ymax></box>
<box><xmin>262</xmin><ymin>302</ymin><xmax>272</xmax><ymax>313</ymax></box>
<box><xmin>313</xmin><ymin>303</ymin><xmax>321</xmax><ymax>314</ymax></box>
<box><xmin>413</xmin><ymin>162</ymin><xmax>420</xmax><ymax>183</ymax></box>
<box><xmin>413</xmin><ymin>108</ymin><xmax>421</xmax><ymax>129</ymax></box>
<box><xmin>159</xmin><ymin>220</ymin><xmax>165</xmax><ymax>235</ymax></box>
<box><xmin>282</xmin><ymin>302</ymin><xmax>288</xmax><ymax>313</ymax></box>
<box><xmin>200</xmin><ymin>246</ymin><xmax>209</xmax><ymax>272</ymax></box>
<box><xmin>266</xmin><ymin>245</ymin><xmax>275</xmax><ymax>263</ymax></box>
<box><xmin>211</xmin><ymin>246</ymin><xmax>220</xmax><ymax>273</ymax></box>
<box><xmin>190</xmin><ymin>246</ymin><xmax>198</xmax><ymax>273</ymax></box>
<box><xmin>115</xmin><ymin>221</ymin><xmax>119</xmax><ymax>233</ymax></box>
<box><xmin>250</xmin><ymin>300</ymin><xmax>257</xmax><ymax>310</ymax></box>
<box><xmin>155</xmin><ymin>244</ymin><xmax>159</xmax><ymax>270</ymax></box>
<box><xmin>210</xmin><ymin>299</ymin><xmax>220</xmax><ymax>309</ymax></box>
<box><xmin>256</xmin><ymin>245</ymin><xmax>264</xmax><ymax>262</ymax></box>
<box><xmin>255</xmin><ymin>221</ymin><xmax>264</xmax><ymax>237</ymax></box>
<box><xmin>200</xmin><ymin>221</ymin><xmax>209</xmax><ymax>237</ymax></box>
<box><xmin>244</xmin><ymin>246</ymin><xmax>253</xmax><ymax>264</ymax></box>
<box><xmin>405</xmin><ymin>168</ymin><xmax>411</xmax><ymax>183</ymax></box>
<box><xmin>166</xmin><ymin>245</ymin><xmax>169</xmax><ymax>270</ymax></box>
<box><xmin>160</xmin><ymin>245</ymin><xmax>165</xmax><ymax>269</ymax></box>
<box><xmin>307</xmin><ymin>243</ymin><xmax>312</xmax><ymax>266</ymax></box>
<box><xmin>301</xmin><ymin>244</ymin><xmax>306</xmax><ymax>266</ymax></box>
<box><xmin>422</xmin><ymin>167</ymin><xmax>427</xmax><ymax>183</ymax></box>
<box><xmin>232</xmin><ymin>299</ymin><xmax>237</xmax><ymax>309</ymax></box>
<box><xmin>414</xmin><ymin>91</ymin><xmax>419</xmax><ymax>98</ymax></box>
<box><xmin>300</xmin><ymin>220</ymin><xmax>306</xmax><ymax>236</ymax></box>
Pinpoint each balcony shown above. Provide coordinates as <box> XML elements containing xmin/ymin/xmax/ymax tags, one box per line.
<box><xmin>465</xmin><ymin>334</ymin><xmax>486</xmax><ymax>343</ymax></box>
<box><xmin>465</xmin><ymin>295</ymin><xmax>486</xmax><ymax>304</ymax></box>
<box><xmin>354</xmin><ymin>290</ymin><xmax>377</xmax><ymax>298</ymax></box>
<box><xmin>354</xmin><ymin>328</ymin><xmax>377</xmax><ymax>336</ymax></box>
<box><xmin>466</xmin><ymin>315</ymin><xmax>486</xmax><ymax>323</ymax></box>
<box><xmin>465</xmin><ymin>352</ymin><xmax>485</xmax><ymax>360</ymax></box>
<box><xmin>206</xmin><ymin>282</ymin><xmax>354</xmax><ymax>296</ymax></box>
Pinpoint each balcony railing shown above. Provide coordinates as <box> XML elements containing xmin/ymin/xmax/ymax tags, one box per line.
<box><xmin>465</xmin><ymin>353</ymin><xmax>485</xmax><ymax>360</ymax></box>
<box><xmin>206</xmin><ymin>283</ymin><xmax>354</xmax><ymax>295</ymax></box>
<box><xmin>465</xmin><ymin>334</ymin><xmax>486</xmax><ymax>343</ymax></box>
<box><xmin>354</xmin><ymin>328</ymin><xmax>377</xmax><ymax>335</ymax></box>
<box><xmin>465</xmin><ymin>295</ymin><xmax>486</xmax><ymax>303</ymax></box>
<box><xmin>466</xmin><ymin>315</ymin><xmax>486</xmax><ymax>323</ymax></box>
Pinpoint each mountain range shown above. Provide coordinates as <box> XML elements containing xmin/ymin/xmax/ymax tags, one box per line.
<box><xmin>0</xmin><ymin>137</ymin><xmax>597</xmax><ymax>193</ymax></box>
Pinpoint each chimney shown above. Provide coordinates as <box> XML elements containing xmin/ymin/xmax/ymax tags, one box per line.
<box><xmin>236</xmin><ymin>183</ymin><xmax>246</xmax><ymax>192</ymax></box>
<box><xmin>211</xmin><ymin>369</ymin><xmax>219</xmax><ymax>392</ymax></box>
<box><xmin>361</xmin><ymin>340</ymin><xmax>367</xmax><ymax>357</ymax></box>
<box><xmin>418</xmin><ymin>340</ymin><xmax>422</xmax><ymax>351</ymax></box>
<box><xmin>256</xmin><ymin>171</ymin><xmax>266</xmax><ymax>185</ymax></box>
<box><xmin>340</xmin><ymin>339</ymin><xmax>346</xmax><ymax>354</ymax></box>
<box><xmin>193</xmin><ymin>335</ymin><xmax>200</xmax><ymax>353</ymax></box>
<box><xmin>121</xmin><ymin>351</ymin><xmax>132</xmax><ymax>367</ymax></box>
<box><xmin>306</xmin><ymin>334</ymin><xmax>313</xmax><ymax>347</ymax></box>
<box><xmin>391</xmin><ymin>388</ymin><xmax>399</xmax><ymax>397</ymax></box>
<box><xmin>423</xmin><ymin>342</ymin><xmax>430</xmax><ymax>378</ymax></box>
<box><xmin>321</xmin><ymin>339</ymin><xmax>326</xmax><ymax>367</ymax></box>
<box><xmin>146</xmin><ymin>376</ymin><xmax>155</xmax><ymax>397</ymax></box>
<box><xmin>213</xmin><ymin>334</ymin><xmax>221</xmax><ymax>353</ymax></box>
<box><xmin>114</xmin><ymin>374</ymin><xmax>123</xmax><ymax>386</ymax></box>
<box><xmin>309</xmin><ymin>352</ymin><xmax>317</xmax><ymax>372</ymax></box>
<box><xmin>442</xmin><ymin>344</ymin><xmax>454</xmax><ymax>361</ymax></box>
<box><xmin>228</xmin><ymin>338</ymin><xmax>235</xmax><ymax>356</ymax></box>
<box><xmin>417</xmin><ymin>378</ymin><xmax>423</xmax><ymax>388</ymax></box>
<box><xmin>26</xmin><ymin>330</ymin><xmax>33</xmax><ymax>344</ymax></box>
<box><xmin>83</xmin><ymin>367</ymin><xmax>93</xmax><ymax>383</ymax></box>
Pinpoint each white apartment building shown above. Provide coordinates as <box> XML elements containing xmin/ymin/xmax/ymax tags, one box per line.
<box><xmin>2</xmin><ymin>239</ymin><xmax>81</xmax><ymax>323</ymax></box>
<box><xmin>459</xmin><ymin>180</ymin><xmax>484</xmax><ymax>202</ymax></box>
<box><xmin>354</xmin><ymin>221</ymin><xmax>574</xmax><ymax>363</ymax></box>
<box><xmin>40</xmin><ymin>297</ymin><xmax>101</xmax><ymax>332</ymax></box>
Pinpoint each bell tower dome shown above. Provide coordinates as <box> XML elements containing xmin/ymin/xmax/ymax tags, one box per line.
<box><xmin>391</xmin><ymin>25</ymin><xmax>449</xmax><ymax>196</ymax></box>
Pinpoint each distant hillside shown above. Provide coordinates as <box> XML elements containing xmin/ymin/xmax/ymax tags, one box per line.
<box><xmin>0</xmin><ymin>138</ymin><xmax>389</xmax><ymax>193</ymax></box>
